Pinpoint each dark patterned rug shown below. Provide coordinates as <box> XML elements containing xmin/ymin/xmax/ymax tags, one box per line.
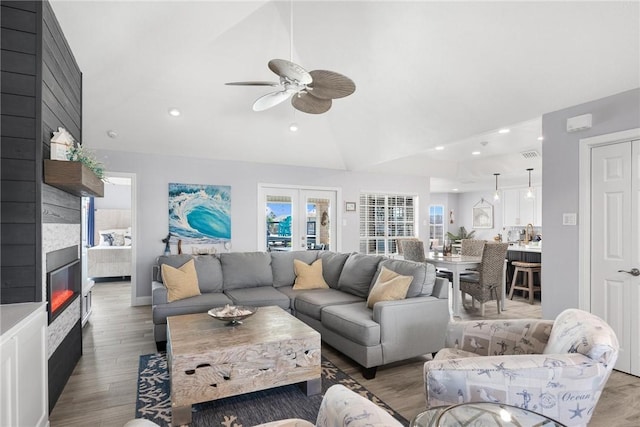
<box><xmin>136</xmin><ymin>353</ymin><xmax>409</xmax><ymax>427</ymax></box>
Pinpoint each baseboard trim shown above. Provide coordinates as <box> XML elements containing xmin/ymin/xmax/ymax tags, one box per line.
<box><xmin>133</xmin><ymin>296</ymin><xmax>151</xmax><ymax>306</ymax></box>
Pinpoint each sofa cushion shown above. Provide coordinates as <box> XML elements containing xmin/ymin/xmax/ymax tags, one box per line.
<box><xmin>294</xmin><ymin>289</ymin><xmax>365</xmax><ymax>320</ymax></box>
<box><xmin>275</xmin><ymin>286</ymin><xmax>317</xmax><ymax>308</ymax></box>
<box><xmin>374</xmin><ymin>259</ymin><xmax>436</xmax><ymax>297</ymax></box>
<box><xmin>156</xmin><ymin>254</ymin><xmax>224</xmax><ymax>293</ymax></box>
<box><xmin>220</xmin><ymin>252</ymin><xmax>273</xmax><ymax>289</ymax></box>
<box><xmin>366</xmin><ymin>266</ymin><xmax>412</xmax><ymax>308</ymax></box>
<box><xmin>224</xmin><ymin>287</ymin><xmax>290</xmax><ymax>310</ymax></box>
<box><xmin>318</xmin><ymin>252</ymin><xmax>350</xmax><ymax>288</ymax></box>
<box><xmin>156</xmin><ymin>254</ymin><xmax>194</xmax><ymax>282</ymax></box>
<box><xmin>161</xmin><ymin>259</ymin><xmax>201</xmax><ymax>302</ymax></box>
<box><xmin>322</xmin><ymin>302</ymin><xmax>380</xmax><ymax>347</ymax></box>
<box><xmin>293</xmin><ymin>259</ymin><xmax>330</xmax><ymax>290</ymax></box>
<box><xmin>271</xmin><ymin>251</ymin><xmax>319</xmax><ymax>287</ymax></box>
<box><xmin>152</xmin><ymin>292</ymin><xmax>233</xmax><ymax>324</ymax></box>
<box><xmin>337</xmin><ymin>253</ymin><xmax>385</xmax><ymax>298</ymax></box>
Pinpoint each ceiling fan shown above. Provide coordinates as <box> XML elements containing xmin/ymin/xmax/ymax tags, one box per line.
<box><xmin>225</xmin><ymin>59</ymin><xmax>356</xmax><ymax>114</ymax></box>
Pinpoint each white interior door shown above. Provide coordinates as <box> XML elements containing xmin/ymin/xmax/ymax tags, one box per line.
<box><xmin>591</xmin><ymin>140</ymin><xmax>640</xmax><ymax>375</ymax></box>
<box><xmin>258</xmin><ymin>185</ymin><xmax>338</xmax><ymax>252</ymax></box>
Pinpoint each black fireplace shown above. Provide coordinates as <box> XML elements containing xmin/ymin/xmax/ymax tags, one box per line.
<box><xmin>46</xmin><ymin>246</ymin><xmax>81</xmax><ymax>324</ymax></box>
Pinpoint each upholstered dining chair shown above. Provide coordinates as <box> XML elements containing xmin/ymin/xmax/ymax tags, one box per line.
<box><xmin>396</xmin><ymin>237</ymin><xmax>420</xmax><ymax>257</ymax></box>
<box><xmin>400</xmin><ymin>239</ymin><xmax>426</xmax><ymax>262</ymax></box>
<box><xmin>424</xmin><ymin>308</ymin><xmax>619</xmax><ymax>427</ymax></box>
<box><xmin>459</xmin><ymin>242</ymin><xmax>508</xmax><ymax>315</ymax></box>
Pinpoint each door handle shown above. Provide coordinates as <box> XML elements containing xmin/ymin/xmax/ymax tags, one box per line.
<box><xmin>618</xmin><ymin>268</ymin><xmax>640</xmax><ymax>276</ymax></box>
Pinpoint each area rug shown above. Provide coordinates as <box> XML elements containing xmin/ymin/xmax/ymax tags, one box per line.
<box><xmin>136</xmin><ymin>353</ymin><xmax>409</xmax><ymax>427</ymax></box>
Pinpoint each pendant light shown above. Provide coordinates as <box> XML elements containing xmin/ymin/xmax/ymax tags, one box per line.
<box><xmin>493</xmin><ymin>173</ymin><xmax>501</xmax><ymax>202</ymax></box>
<box><xmin>525</xmin><ymin>168</ymin><xmax>535</xmax><ymax>199</ymax></box>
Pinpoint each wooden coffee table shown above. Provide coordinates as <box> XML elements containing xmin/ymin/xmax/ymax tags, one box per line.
<box><xmin>167</xmin><ymin>306</ymin><xmax>321</xmax><ymax>425</ymax></box>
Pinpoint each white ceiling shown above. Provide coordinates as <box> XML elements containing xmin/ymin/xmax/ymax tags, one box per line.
<box><xmin>50</xmin><ymin>1</ymin><xmax>640</xmax><ymax>193</ymax></box>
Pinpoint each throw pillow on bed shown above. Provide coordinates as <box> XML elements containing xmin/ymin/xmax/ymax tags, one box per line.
<box><xmin>161</xmin><ymin>259</ymin><xmax>201</xmax><ymax>302</ymax></box>
<box><xmin>293</xmin><ymin>259</ymin><xmax>330</xmax><ymax>290</ymax></box>
<box><xmin>366</xmin><ymin>266</ymin><xmax>413</xmax><ymax>308</ymax></box>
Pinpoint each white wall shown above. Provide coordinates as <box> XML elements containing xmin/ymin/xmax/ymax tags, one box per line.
<box><xmin>94</xmin><ymin>180</ymin><xmax>131</xmax><ymax>209</ymax></box>
<box><xmin>95</xmin><ymin>149</ymin><xmax>431</xmax><ymax>299</ymax></box>
<box><xmin>542</xmin><ymin>88</ymin><xmax>640</xmax><ymax>319</ymax></box>
<box><xmin>455</xmin><ymin>190</ymin><xmax>503</xmax><ymax>241</ymax></box>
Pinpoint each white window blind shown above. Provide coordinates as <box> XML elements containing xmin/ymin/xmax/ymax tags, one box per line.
<box><xmin>359</xmin><ymin>193</ymin><xmax>417</xmax><ymax>255</ymax></box>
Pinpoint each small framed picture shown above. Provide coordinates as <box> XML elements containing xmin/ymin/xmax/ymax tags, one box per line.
<box><xmin>345</xmin><ymin>202</ymin><xmax>356</xmax><ymax>212</ymax></box>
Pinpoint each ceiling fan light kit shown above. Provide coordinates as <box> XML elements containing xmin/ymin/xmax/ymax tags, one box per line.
<box><xmin>226</xmin><ymin>59</ymin><xmax>355</xmax><ymax>114</ymax></box>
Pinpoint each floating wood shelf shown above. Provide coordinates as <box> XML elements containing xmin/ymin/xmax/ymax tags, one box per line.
<box><xmin>44</xmin><ymin>160</ymin><xmax>104</xmax><ymax>197</ymax></box>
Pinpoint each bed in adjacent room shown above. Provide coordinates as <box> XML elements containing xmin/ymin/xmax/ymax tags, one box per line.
<box><xmin>87</xmin><ymin>209</ymin><xmax>132</xmax><ymax>279</ymax></box>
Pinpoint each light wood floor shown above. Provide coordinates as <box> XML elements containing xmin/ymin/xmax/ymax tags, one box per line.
<box><xmin>49</xmin><ymin>281</ymin><xmax>640</xmax><ymax>426</ymax></box>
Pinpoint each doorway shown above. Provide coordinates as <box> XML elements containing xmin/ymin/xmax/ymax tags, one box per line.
<box><xmin>257</xmin><ymin>185</ymin><xmax>341</xmax><ymax>252</ymax></box>
<box><xmin>580</xmin><ymin>129</ymin><xmax>640</xmax><ymax>376</ymax></box>
<box><xmin>81</xmin><ymin>172</ymin><xmax>138</xmax><ymax>309</ymax></box>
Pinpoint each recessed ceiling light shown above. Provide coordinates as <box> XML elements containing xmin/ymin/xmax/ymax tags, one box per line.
<box><xmin>168</xmin><ymin>108</ymin><xmax>181</xmax><ymax>117</ymax></box>
<box><xmin>537</xmin><ymin>136</ymin><xmax>544</xmax><ymax>141</ymax></box>
<box><xmin>472</xmin><ymin>151</ymin><xmax>481</xmax><ymax>156</ymax></box>
<box><xmin>435</xmin><ymin>146</ymin><xmax>445</xmax><ymax>151</ymax></box>
<box><xmin>452</xmin><ymin>188</ymin><xmax>459</xmax><ymax>192</ymax></box>
<box><xmin>289</xmin><ymin>122</ymin><xmax>299</xmax><ymax>132</ymax></box>
<box><xmin>106</xmin><ymin>130</ymin><xmax>118</xmax><ymax>139</ymax></box>
<box><xmin>498</xmin><ymin>128</ymin><xmax>510</xmax><ymax>134</ymax></box>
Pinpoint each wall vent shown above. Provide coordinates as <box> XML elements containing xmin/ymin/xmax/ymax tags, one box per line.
<box><xmin>520</xmin><ymin>150</ymin><xmax>540</xmax><ymax>159</ymax></box>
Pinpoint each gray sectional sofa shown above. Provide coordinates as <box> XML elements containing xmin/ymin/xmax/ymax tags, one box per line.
<box><xmin>151</xmin><ymin>250</ymin><xmax>450</xmax><ymax>378</ymax></box>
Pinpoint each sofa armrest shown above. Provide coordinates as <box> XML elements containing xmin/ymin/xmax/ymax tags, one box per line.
<box><xmin>315</xmin><ymin>384</ymin><xmax>403</xmax><ymax>427</ymax></box>
<box><xmin>373</xmin><ymin>295</ymin><xmax>449</xmax><ymax>364</ymax></box>
<box><xmin>424</xmin><ymin>352</ymin><xmax>609</xmax><ymax>425</ymax></box>
<box><xmin>152</xmin><ymin>281</ymin><xmax>168</xmax><ymax>306</ymax></box>
<box><xmin>431</xmin><ymin>276</ymin><xmax>449</xmax><ymax>299</ymax></box>
<box><xmin>445</xmin><ymin>318</ymin><xmax>554</xmax><ymax>356</ymax></box>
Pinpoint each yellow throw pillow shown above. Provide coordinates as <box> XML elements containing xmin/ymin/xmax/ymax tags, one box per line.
<box><xmin>293</xmin><ymin>259</ymin><xmax>330</xmax><ymax>290</ymax></box>
<box><xmin>161</xmin><ymin>259</ymin><xmax>201</xmax><ymax>302</ymax></box>
<box><xmin>367</xmin><ymin>266</ymin><xmax>413</xmax><ymax>308</ymax></box>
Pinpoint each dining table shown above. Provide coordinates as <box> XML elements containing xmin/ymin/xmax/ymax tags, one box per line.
<box><xmin>424</xmin><ymin>253</ymin><xmax>507</xmax><ymax>316</ymax></box>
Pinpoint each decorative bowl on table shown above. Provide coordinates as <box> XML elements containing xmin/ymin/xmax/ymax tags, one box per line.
<box><xmin>207</xmin><ymin>305</ymin><xmax>258</xmax><ymax>326</ymax></box>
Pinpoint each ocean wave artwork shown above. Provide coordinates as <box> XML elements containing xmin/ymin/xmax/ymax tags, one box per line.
<box><xmin>169</xmin><ymin>183</ymin><xmax>231</xmax><ymax>243</ymax></box>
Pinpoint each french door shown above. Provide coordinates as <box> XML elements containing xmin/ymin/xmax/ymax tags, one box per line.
<box><xmin>591</xmin><ymin>139</ymin><xmax>640</xmax><ymax>375</ymax></box>
<box><xmin>258</xmin><ymin>185</ymin><xmax>339</xmax><ymax>252</ymax></box>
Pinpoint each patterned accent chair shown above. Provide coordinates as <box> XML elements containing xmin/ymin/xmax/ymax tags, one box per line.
<box><xmin>401</xmin><ymin>239</ymin><xmax>426</xmax><ymax>262</ymax></box>
<box><xmin>459</xmin><ymin>242</ymin><xmax>508</xmax><ymax>315</ymax></box>
<box><xmin>424</xmin><ymin>308</ymin><xmax>619</xmax><ymax>427</ymax></box>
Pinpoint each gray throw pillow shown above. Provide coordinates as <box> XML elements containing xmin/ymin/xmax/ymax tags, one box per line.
<box><xmin>373</xmin><ymin>259</ymin><xmax>436</xmax><ymax>297</ymax></box>
<box><xmin>318</xmin><ymin>252</ymin><xmax>350</xmax><ymax>288</ymax></box>
<box><xmin>271</xmin><ymin>251</ymin><xmax>319</xmax><ymax>287</ymax></box>
<box><xmin>337</xmin><ymin>253</ymin><xmax>385</xmax><ymax>298</ymax></box>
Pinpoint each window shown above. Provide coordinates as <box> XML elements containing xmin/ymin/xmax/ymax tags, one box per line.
<box><xmin>429</xmin><ymin>205</ymin><xmax>445</xmax><ymax>244</ymax></box>
<box><xmin>359</xmin><ymin>193</ymin><xmax>417</xmax><ymax>255</ymax></box>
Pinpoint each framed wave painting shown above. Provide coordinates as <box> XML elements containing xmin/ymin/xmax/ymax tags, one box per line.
<box><xmin>169</xmin><ymin>183</ymin><xmax>231</xmax><ymax>243</ymax></box>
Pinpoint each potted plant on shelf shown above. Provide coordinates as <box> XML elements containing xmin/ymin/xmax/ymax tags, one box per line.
<box><xmin>66</xmin><ymin>144</ymin><xmax>105</xmax><ymax>181</ymax></box>
<box><xmin>446</xmin><ymin>226</ymin><xmax>476</xmax><ymax>243</ymax></box>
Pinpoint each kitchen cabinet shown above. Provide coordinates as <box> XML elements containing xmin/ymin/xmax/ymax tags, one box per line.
<box><xmin>502</xmin><ymin>187</ymin><xmax>541</xmax><ymax>226</ymax></box>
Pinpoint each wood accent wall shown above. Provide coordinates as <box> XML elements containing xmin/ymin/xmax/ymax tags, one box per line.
<box><xmin>1</xmin><ymin>0</ymin><xmax>82</xmax><ymax>298</ymax></box>
<box><xmin>41</xmin><ymin>0</ymin><xmax>82</xmax><ymax>225</ymax></box>
<box><xmin>1</xmin><ymin>0</ymin><xmax>42</xmax><ymax>303</ymax></box>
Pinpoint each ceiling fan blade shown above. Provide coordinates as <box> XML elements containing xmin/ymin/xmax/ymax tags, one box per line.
<box><xmin>268</xmin><ymin>59</ymin><xmax>312</xmax><ymax>85</ymax></box>
<box><xmin>308</xmin><ymin>70</ymin><xmax>356</xmax><ymax>99</ymax></box>
<box><xmin>225</xmin><ymin>81</ymin><xmax>280</xmax><ymax>86</ymax></box>
<box><xmin>252</xmin><ymin>90</ymin><xmax>294</xmax><ymax>111</ymax></box>
<box><xmin>291</xmin><ymin>92</ymin><xmax>332</xmax><ymax>114</ymax></box>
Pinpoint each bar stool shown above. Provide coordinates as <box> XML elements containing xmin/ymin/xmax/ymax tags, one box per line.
<box><xmin>509</xmin><ymin>261</ymin><xmax>541</xmax><ymax>304</ymax></box>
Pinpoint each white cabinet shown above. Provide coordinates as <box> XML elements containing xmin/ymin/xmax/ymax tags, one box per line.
<box><xmin>0</xmin><ymin>303</ymin><xmax>48</xmax><ymax>427</ymax></box>
<box><xmin>502</xmin><ymin>187</ymin><xmax>541</xmax><ymax>226</ymax></box>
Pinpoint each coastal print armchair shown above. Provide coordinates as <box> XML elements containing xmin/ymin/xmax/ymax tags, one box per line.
<box><xmin>424</xmin><ymin>308</ymin><xmax>619</xmax><ymax>426</ymax></box>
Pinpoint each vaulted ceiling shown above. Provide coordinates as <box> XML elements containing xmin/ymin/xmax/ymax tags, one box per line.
<box><xmin>50</xmin><ymin>1</ymin><xmax>640</xmax><ymax>192</ymax></box>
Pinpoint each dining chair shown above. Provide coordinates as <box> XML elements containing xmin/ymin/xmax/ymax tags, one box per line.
<box><xmin>458</xmin><ymin>239</ymin><xmax>486</xmax><ymax>302</ymax></box>
<box><xmin>459</xmin><ymin>242</ymin><xmax>508</xmax><ymax>316</ymax></box>
<box><xmin>396</xmin><ymin>237</ymin><xmax>420</xmax><ymax>257</ymax></box>
<box><xmin>400</xmin><ymin>239</ymin><xmax>426</xmax><ymax>262</ymax></box>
